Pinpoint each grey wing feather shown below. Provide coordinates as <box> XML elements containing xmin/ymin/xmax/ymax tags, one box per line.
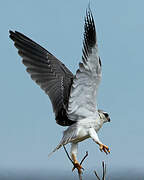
<box><xmin>9</xmin><ymin>30</ymin><xmax>74</xmax><ymax>126</ymax></box>
<box><xmin>68</xmin><ymin>8</ymin><xmax>102</xmax><ymax>120</ymax></box>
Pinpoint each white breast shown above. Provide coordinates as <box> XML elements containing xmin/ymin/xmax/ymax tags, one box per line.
<box><xmin>71</xmin><ymin>116</ymin><xmax>103</xmax><ymax>143</ymax></box>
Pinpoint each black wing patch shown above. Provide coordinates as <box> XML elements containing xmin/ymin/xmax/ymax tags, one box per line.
<box><xmin>83</xmin><ymin>9</ymin><xmax>96</xmax><ymax>62</ymax></box>
<box><xmin>9</xmin><ymin>31</ymin><xmax>75</xmax><ymax>126</ymax></box>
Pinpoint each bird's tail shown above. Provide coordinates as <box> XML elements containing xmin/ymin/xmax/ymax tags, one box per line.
<box><xmin>48</xmin><ymin>127</ymin><xmax>76</xmax><ymax>157</ymax></box>
<box><xmin>48</xmin><ymin>136</ymin><xmax>70</xmax><ymax>158</ymax></box>
<box><xmin>48</xmin><ymin>143</ymin><xmax>63</xmax><ymax>158</ymax></box>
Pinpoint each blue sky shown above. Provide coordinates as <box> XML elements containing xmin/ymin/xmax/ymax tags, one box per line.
<box><xmin>1</xmin><ymin>0</ymin><xmax>144</xmax><ymax>179</ymax></box>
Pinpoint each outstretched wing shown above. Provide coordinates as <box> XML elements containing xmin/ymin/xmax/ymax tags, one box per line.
<box><xmin>9</xmin><ymin>31</ymin><xmax>74</xmax><ymax>126</ymax></box>
<box><xmin>67</xmin><ymin>9</ymin><xmax>102</xmax><ymax>120</ymax></box>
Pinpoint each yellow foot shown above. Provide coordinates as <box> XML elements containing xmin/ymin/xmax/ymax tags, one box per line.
<box><xmin>99</xmin><ymin>144</ymin><xmax>110</xmax><ymax>154</ymax></box>
<box><xmin>72</xmin><ymin>161</ymin><xmax>83</xmax><ymax>174</ymax></box>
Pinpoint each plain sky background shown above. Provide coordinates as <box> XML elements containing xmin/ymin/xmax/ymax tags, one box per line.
<box><xmin>1</xmin><ymin>0</ymin><xmax>144</xmax><ymax>179</ymax></box>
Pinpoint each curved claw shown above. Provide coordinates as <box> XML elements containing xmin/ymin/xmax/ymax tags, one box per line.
<box><xmin>99</xmin><ymin>144</ymin><xmax>110</xmax><ymax>154</ymax></box>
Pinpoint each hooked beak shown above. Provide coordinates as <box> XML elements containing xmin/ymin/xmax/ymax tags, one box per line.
<box><xmin>108</xmin><ymin>118</ymin><xmax>111</xmax><ymax>122</ymax></box>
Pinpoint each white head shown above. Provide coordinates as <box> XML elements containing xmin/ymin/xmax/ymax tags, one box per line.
<box><xmin>98</xmin><ymin>109</ymin><xmax>111</xmax><ymax>123</ymax></box>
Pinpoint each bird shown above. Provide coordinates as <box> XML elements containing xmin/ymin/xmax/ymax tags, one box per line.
<box><xmin>9</xmin><ymin>8</ymin><xmax>111</xmax><ymax>173</ymax></box>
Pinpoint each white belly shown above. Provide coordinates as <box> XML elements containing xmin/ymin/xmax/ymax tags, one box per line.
<box><xmin>71</xmin><ymin>118</ymin><xmax>103</xmax><ymax>143</ymax></box>
<box><xmin>62</xmin><ymin>116</ymin><xmax>103</xmax><ymax>145</ymax></box>
<box><xmin>72</xmin><ymin>128</ymin><xmax>90</xmax><ymax>143</ymax></box>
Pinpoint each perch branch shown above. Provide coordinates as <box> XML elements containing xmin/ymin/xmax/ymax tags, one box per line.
<box><xmin>63</xmin><ymin>145</ymin><xmax>88</xmax><ymax>180</ymax></box>
<box><xmin>94</xmin><ymin>161</ymin><xmax>106</xmax><ymax>180</ymax></box>
<box><xmin>63</xmin><ymin>145</ymin><xmax>74</xmax><ymax>164</ymax></box>
<box><xmin>94</xmin><ymin>171</ymin><xmax>101</xmax><ymax>180</ymax></box>
<box><xmin>80</xmin><ymin>151</ymin><xmax>88</xmax><ymax>166</ymax></box>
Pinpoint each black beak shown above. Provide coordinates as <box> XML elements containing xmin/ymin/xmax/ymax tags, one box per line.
<box><xmin>108</xmin><ymin>118</ymin><xmax>111</xmax><ymax>122</ymax></box>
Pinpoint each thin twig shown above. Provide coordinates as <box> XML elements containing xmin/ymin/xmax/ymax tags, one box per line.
<box><xmin>63</xmin><ymin>145</ymin><xmax>74</xmax><ymax>165</ymax></box>
<box><xmin>72</xmin><ymin>151</ymin><xmax>88</xmax><ymax>172</ymax></box>
<box><xmin>102</xmin><ymin>161</ymin><xmax>106</xmax><ymax>180</ymax></box>
<box><xmin>78</xmin><ymin>172</ymin><xmax>82</xmax><ymax>180</ymax></box>
<box><xmin>63</xmin><ymin>145</ymin><xmax>88</xmax><ymax>180</ymax></box>
<box><xmin>94</xmin><ymin>171</ymin><xmax>101</xmax><ymax>180</ymax></box>
<box><xmin>94</xmin><ymin>161</ymin><xmax>107</xmax><ymax>180</ymax></box>
<box><xmin>80</xmin><ymin>151</ymin><xmax>88</xmax><ymax>165</ymax></box>
<box><xmin>63</xmin><ymin>145</ymin><xmax>82</xmax><ymax>180</ymax></box>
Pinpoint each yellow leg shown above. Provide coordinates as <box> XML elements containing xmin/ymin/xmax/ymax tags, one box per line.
<box><xmin>71</xmin><ymin>153</ymin><xmax>82</xmax><ymax>174</ymax></box>
<box><xmin>99</xmin><ymin>144</ymin><xmax>110</xmax><ymax>154</ymax></box>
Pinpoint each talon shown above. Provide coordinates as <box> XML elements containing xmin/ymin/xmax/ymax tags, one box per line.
<box><xmin>99</xmin><ymin>144</ymin><xmax>110</xmax><ymax>154</ymax></box>
<box><xmin>72</xmin><ymin>161</ymin><xmax>83</xmax><ymax>174</ymax></box>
